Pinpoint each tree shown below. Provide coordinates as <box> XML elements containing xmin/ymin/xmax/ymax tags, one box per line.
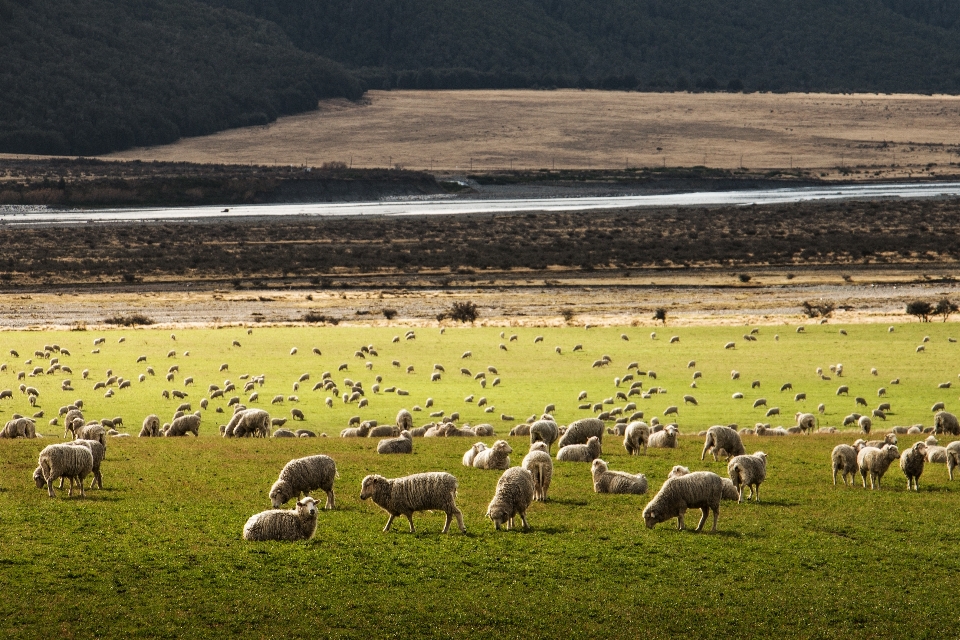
<box><xmin>447</xmin><ymin>301</ymin><xmax>479</xmax><ymax>323</ymax></box>
<box><xmin>934</xmin><ymin>298</ymin><xmax>958</xmax><ymax>322</ymax></box>
<box><xmin>653</xmin><ymin>308</ymin><xmax>667</xmax><ymax>325</ymax></box>
<box><xmin>906</xmin><ymin>300</ymin><xmax>933</xmax><ymax>322</ymax></box>
<box><xmin>801</xmin><ymin>301</ymin><xmax>835</xmax><ymax>318</ymax></box>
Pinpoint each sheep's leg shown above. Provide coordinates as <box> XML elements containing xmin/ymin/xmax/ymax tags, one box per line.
<box><xmin>694</xmin><ymin>507</ymin><xmax>709</xmax><ymax>532</ymax></box>
<box><xmin>737</xmin><ymin>485</ymin><xmax>744</xmax><ymax>504</ymax></box>
<box><xmin>57</xmin><ymin>477</ymin><xmax>65</xmax><ymax>489</ymax></box>
<box><xmin>405</xmin><ymin>514</ymin><xmax>416</xmax><ymax>533</ymax></box>
<box><xmin>700</xmin><ymin>439</ymin><xmax>711</xmax><ymax>461</ymax></box>
<box><xmin>441</xmin><ymin>513</ymin><xmax>452</xmax><ymax>534</ymax></box>
<box><xmin>325</xmin><ymin>490</ymin><xmax>335</xmax><ymax>510</ymax></box>
<box><xmin>754</xmin><ymin>484</ymin><xmax>760</xmax><ymax>503</ymax></box>
<box><xmin>832</xmin><ymin>469</ymin><xmax>838</xmax><ymax>486</ymax></box>
<box><xmin>860</xmin><ymin>470</ymin><xmax>867</xmax><ymax>488</ymax></box>
<box><xmin>77</xmin><ymin>477</ymin><xmax>86</xmax><ymax>498</ymax></box>
<box><xmin>46</xmin><ymin>474</ymin><xmax>57</xmax><ymax>498</ymax></box>
<box><xmin>452</xmin><ymin>508</ymin><xmax>466</xmax><ymax>533</ymax></box>
<box><xmin>519</xmin><ymin>511</ymin><xmax>529</xmax><ymax>531</ymax></box>
<box><xmin>382</xmin><ymin>514</ymin><xmax>396</xmax><ymax>532</ymax></box>
<box><xmin>676</xmin><ymin>511</ymin><xmax>685</xmax><ymax>530</ymax></box>
<box><xmin>710</xmin><ymin>507</ymin><xmax>719</xmax><ymax>533</ymax></box>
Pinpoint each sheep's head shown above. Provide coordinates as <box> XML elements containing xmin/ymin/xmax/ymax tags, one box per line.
<box><xmin>884</xmin><ymin>444</ymin><xmax>900</xmax><ymax>460</ymax></box>
<box><xmin>486</xmin><ymin>504</ymin><xmax>510</xmax><ymax>530</ymax></box>
<box><xmin>296</xmin><ymin>497</ymin><xmax>318</xmax><ymax>517</ymax></box>
<box><xmin>269</xmin><ymin>480</ymin><xmax>293</xmax><ymax>508</ymax></box>
<box><xmin>360</xmin><ymin>475</ymin><xmax>386</xmax><ymax>500</ymax></box>
<box><xmin>591</xmin><ymin>458</ymin><xmax>608</xmax><ymax>475</ymax></box>
<box><xmin>913</xmin><ymin>441</ymin><xmax>927</xmax><ymax>454</ymax></box>
<box><xmin>33</xmin><ymin>466</ymin><xmax>45</xmax><ymax>488</ymax></box>
<box><xmin>754</xmin><ymin>451</ymin><xmax>768</xmax><ymax>466</ymax></box>
<box><xmin>529</xmin><ymin>441</ymin><xmax>548</xmax><ymax>453</ymax></box>
<box><xmin>668</xmin><ymin>465</ymin><xmax>689</xmax><ymax>478</ymax></box>
<box><xmin>493</xmin><ymin>440</ymin><xmax>512</xmax><ymax>454</ymax></box>
<box><xmin>642</xmin><ymin>504</ymin><xmax>665</xmax><ymax>529</ymax></box>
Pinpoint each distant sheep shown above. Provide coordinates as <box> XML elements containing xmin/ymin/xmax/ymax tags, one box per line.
<box><xmin>529</xmin><ymin>420</ymin><xmax>559</xmax><ymax>452</ymax></box>
<box><xmin>591</xmin><ymin>458</ymin><xmax>647</xmax><ymax>495</ymax></box>
<box><xmin>139</xmin><ymin>414</ymin><xmax>161</xmax><ymax>437</ymax></box>
<box><xmin>522</xmin><ymin>442</ymin><xmax>553</xmax><ymax>501</ymax></box>
<box><xmin>486</xmin><ymin>467</ymin><xmax>535</xmax><ymax>530</ymax></box>
<box><xmin>396</xmin><ymin>409</ymin><xmax>414</xmax><ymax>431</ymax></box>
<box><xmin>795</xmin><ymin>412</ymin><xmax>816</xmax><ymax>434</ymax></box>
<box><xmin>269</xmin><ymin>455</ymin><xmax>338</xmax><ymax>508</ymax></box>
<box><xmin>727</xmin><ymin>452</ymin><xmax>767</xmax><ymax>503</ymax></box>
<box><xmin>701</xmin><ymin>425</ymin><xmax>744</xmax><ymax>462</ymax></box>
<box><xmin>557</xmin><ymin>418</ymin><xmax>603</xmax><ymax>448</ymax></box>
<box><xmin>360</xmin><ymin>472</ymin><xmax>466</xmax><ymax>533</ymax></box>
<box><xmin>557</xmin><ymin>436</ymin><xmax>601</xmax><ymax>462</ymax></box>
<box><xmin>165</xmin><ymin>413</ymin><xmax>200</xmax><ymax>437</ymax></box>
<box><xmin>642</xmin><ymin>471</ymin><xmax>723</xmax><ymax>532</ymax></box>
<box><xmin>242</xmin><ymin>497</ymin><xmax>319</xmax><ymax>542</ymax></box>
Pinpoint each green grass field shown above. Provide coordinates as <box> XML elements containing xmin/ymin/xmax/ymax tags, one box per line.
<box><xmin>3</xmin><ymin>322</ymin><xmax>960</xmax><ymax>639</ymax></box>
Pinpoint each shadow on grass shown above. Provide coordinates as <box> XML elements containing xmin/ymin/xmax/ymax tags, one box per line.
<box><xmin>546</xmin><ymin>497</ymin><xmax>589</xmax><ymax>506</ymax></box>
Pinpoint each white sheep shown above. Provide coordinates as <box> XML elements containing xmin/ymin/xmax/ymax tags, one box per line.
<box><xmin>556</xmin><ymin>418</ymin><xmax>603</xmax><ymax>448</ymax></box>
<box><xmin>396</xmin><ymin>408</ymin><xmax>414</xmax><ymax>431</ymax></box>
<box><xmin>857</xmin><ymin>444</ymin><xmax>900</xmax><ymax>489</ymax></box>
<box><xmin>900</xmin><ymin>442</ymin><xmax>927</xmax><ymax>491</ymax></box>
<box><xmin>473</xmin><ymin>440</ymin><xmax>512</xmax><ymax>469</ymax></box>
<box><xmin>642</xmin><ymin>471</ymin><xmax>723</xmax><ymax>532</ymax></box>
<box><xmin>269</xmin><ymin>455</ymin><xmax>338</xmax><ymax>508</ymax></box>
<box><xmin>529</xmin><ymin>420</ymin><xmax>559</xmax><ymax>452</ymax></box>
<box><xmin>360</xmin><ymin>472</ymin><xmax>466</xmax><ymax>533</ymax></box>
<box><xmin>795</xmin><ymin>412</ymin><xmax>816</xmax><ymax>434</ymax></box>
<box><xmin>486</xmin><ymin>467</ymin><xmax>535</xmax><ymax>530</ymax></box>
<box><xmin>591</xmin><ymin>459</ymin><xmax>647</xmax><ymax>495</ymax></box>
<box><xmin>65</xmin><ymin>439</ymin><xmax>105</xmax><ymax>489</ymax></box>
<box><xmin>462</xmin><ymin>442</ymin><xmax>488</xmax><ymax>467</ymax></box>
<box><xmin>648</xmin><ymin>425</ymin><xmax>679</xmax><ymax>448</ymax></box>
<box><xmin>947</xmin><ymin>441</ymin><xmax>960</xmax><ymax>480</ymax></box>
<box><xmin>33</xmin><ymin>444</ymin><xmax>94</xmax><ymax>498</ymax></box>
<box><xmin>623</xmin><ymin>420</ymin><xmax>649</xmax><ymax>455</ymax></box>
<box><xmin>934</xmin><ymin>411</ymin><xmax>960</xmax><ymax>435</ymax></box>
<box><xmin>377</xmin><ymin>431</ymin><xmax>413</xmax><ymax>454</ymax></box>
<box><xmin>139</xmin><ymin>414</ymin><xmax>161</xmax><ymax>437</ymax></box>
<box><xmin>700</xmin><ymin>425</ymin><xmax>744</xmax><ymax>462</ymax></box>
<box><xmin>522</xmin><ymin>442</ymin><xmax>553</xmax><ymax>501</ymax></box>
<box><xmin>242</xmin><ymin>497</ymin><xmax>319</xmax><ymax>541</ymax></box>
<box><xmin>556</xmin><ymin>436</ymin><xmax>601</xmax><ymax>462</ymax></box>
<box><xmin>727</xmin><ymin>451</ymin><xmax>767</xmax><ymax>503</ymax></box>
<box><xmin>831</xmin><ymin>444</ymin><xmax>859</xmax><ymax>486</ymax></box>
<box><xmin>165</xmin><ymin>413</ymin><xmax>200</xmax><ymax>437</ymax></box>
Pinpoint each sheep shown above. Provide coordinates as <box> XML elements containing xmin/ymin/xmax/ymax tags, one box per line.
<box><xmin>522</xmin><ymin>442</ymin><xmax>553</xmax><ymax>501</ymax></box>
<box><xmin>462</xmin><ymin>442</ymin><xmax>488</xmax><ymax>467</ymax></box>
<box><xmin>529</xmin><ymin>420</ymin><xmax>559</xmax><ymax>452</ymax></box>
<box><xmin>858</xmin><ymin>444</ymin><xmax>901</xmax><ymax>489</ymax></box>
<box><xmin>947</xmin><ymin>441</ymin><xmax>960</xmax><ymax>480</ymax></box>
<box><xmin>683</xmin><ymin>395</ymin><xmax>697</xmax><ymax>406</ymax></box>
<box><xmin>486</xmin><ymin>467</ymin><xmax>535</xmax><ymax>530</ymax></box>
<box><xmin>934</xmin><ymin>411</ymin><xmax>960</xmax><ymax>435</ymax></box>
<box><xmin>473</xmin><ymin>440</ymin><xmax>513</xmax><ymax>469</ymax></box>
<box><xmin>368</xmin><ymin>425</ymin><xmax>400</xmax><ymax>438</ymax></box>
<box><xmin>795</xmin><ymin>412</ymin><xmax>816</xmax><ymax>434</ymax></box>
<box><xmin>591</xmin><ymin>459</ymin><xmax>647</xmax><ymax>495</ymax></box>
<box><xmin>701</xmin><ymin>425</ymin><xmax>745</xmax><ymax>462</ymax></box>
<box><xmin>623</xmin><ymin>421</ymin><xmax>650</xmax><ymax>455</ymax></box>
<box><xmin>863</xmin><ymin>433</ymin><xmax>898</xmax><ymax>449</ymax></box>
<box><xmin>858</xmin><ymin>416</ymin><xmax>872</xmax><ymax>434</ymax></box>
<box><xmin>642</xmin><ymin>471</ymin><xmax>723</xmax><ymax>532</ymax></box>
<box><xmin>166</xmin><ymin>413</ymin><xmax>200</xmax><ymax>437</ymax></box>
<box><xmin>75</xmin><ymin>423</ymin><xmax>107</xmax><ymax>446</ymax></box>
<box><xmin>648</xmin><ymin>425</ymin><xmax>679</xmax><ymax>448</ymax></box>
<box><xmin>557</xmin><ymin>418</ymin><xmax>604</xmax><ymax>448</ymax></box>
<box><xmin>557</xmin><ymin>436</ymin><xmax>601</xmax><ymax>462</ymax></box>
<box><xmin>65</xmin><ymin>439</ymin><xmax>105</xmax><ymax>489</ymax></box>
<box><xmin>753</xmin><ymin>398</ymin><xmax>767</xmax><ymax>408</ymax></box>
<box><xmin>831</xmin><ymin>444</ymin><xmax>859</xmax><ymax>486</ymax></box>
<box><xmin>34</xmin><ymin>444</ymin><xmax>94</xmax><ymax>498</ymax></box>
<box><xmin>509</xmin><ymin>424</ymin><xmax>530</xmax><ymax>436</ymax></box>
<box><xmin>900</xmin><ymin>442</ymin><xmax>927</xmax><ymax>491</ymax></box>
<box><xmin>242</xmin><ymin>497</ymin><xmax>319</xmax><ymax>542</ymax></box>
<box><xmin>728</xmin><ymin>452</ymin><xmax>767</xmax><ymax>503</ymax></box>
<box><xmin>360</xmin><ymin>472</ymin><xmax>466</xmax><ymax>533</ymax></box>
<box><xmin>837</xmin><ymin>385</ymin><xmax>849</xmax><ymax>396</ymax></box>
<box><xmin>378</xmin><ymin>431</ymin><xmax>413</xmax><ymax>454</ymax></box>
<box><xmin>765</xmin><ymin>407</ymin><xmax>781</xmax><ymax>417</ymax></box>
<box><xmin>0</xmin><ymin>417</ymin><xmax>36</xmax><ymax>439</ymax></box>
<box><xmin>139</xmin><ymin>414</ymin><xmax>161</xmax><ymax>437</ymax></box>
<box><xmin>395</xmin><ymin>408</ymin><xmax>414</xmax><ymax>432</ymax></box>
<box><xmin>269</xmin><ymin>454</ymin><xmax>338</xmax><ymax>508</ymax></box>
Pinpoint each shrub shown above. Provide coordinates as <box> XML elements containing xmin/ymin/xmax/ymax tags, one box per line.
<box><xmin>382</xmin><ymin>308</ymin><xmax>398</xmax><ymax>320</ymax></box>
<box><xmin>447</xmin><ymin>301</ymin><xmax>479</xmax><ymax>323</ymax></box>
<box><xmin>801</xmin><ymin>301</ymin><xmax>835</xmax><ymax>318</ymax></box>
<box><xmin>906</xmin><ymin>300</ymin><xmax>933</xmax><ymax>322</ymax></box>
<box><xmin>738</xmin><ymin>273</ymin><xmax>752</xmax><ymax>283</ymax></box>
<box><xmin>103</xmin><ymin>314</ymin><xmax>155</xmax><ymax>326</ymax></box>
<box><xmin>934</xmin><ymin>298</ymin><xmax>958</xmax><ymax>322</ymax></box>
<box><xmin>653</xmin><ymin>308</ymin><xmax>667</xmax><ymax>325</ymax></box>
<box><xmin>560</xmin><ymin>308</ymin><xmax>576</xmax><ymax>323</ymax></box>
<box><xmin>303</xmin><ymin>311</ymin><xmax>340</xmax><ymax>325</ymax></box>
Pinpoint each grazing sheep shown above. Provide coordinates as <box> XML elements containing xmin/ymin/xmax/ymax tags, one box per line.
<box><xmin>139</xmin><ymin>414</ymin><xmax>161</xmax><ymax>437</ymax></box>
<box><xmin>934</xmin><ymin>411</ymin><xmax>960</xmax><ymax>435</ymax></box>
<box><xmin>649</xmin><ymin>425</ymin><xmax>679</xmax><ymax>448</ymax></box>
<box><xmin>623</xmin><ymin>421</ymin><xmax>650</xmax><ymax>455</ymax></box>
<box><xmin>75</xmin><ymin>423</ymin><xmax>107</xmax><ymax>446</ymax></box>
<box><xmin>557</xmin><ymin>436</ymin><xmax>602</xmax><ymax>462</ymax></box>
<box><xmin>927</xmin><ymin>445</ymin><xmax>948</xmax><ymax>463</ymax></box>
<box><xmin>486</xmin><ymin>467</ymin><xmax>535</xmax><ymax>530</ymax></box>
<box><xmin>34</xmin><ymin>444</ymin><xmax>94</xmax><ymax>498</ymax></box>
<box><xmin>0</xmin><ymin>417</ymin><xmax>36</xmax><ymax>439</ymax></box>
<box><xmin>360</xmin><ymin>472</ymin><xmax>466</xmax><ymax>533</ymax></box>
<box><xmin>65</xmin><ymin>439</ymin><xmax>105</xmax><ymax>489</ymax></box>
<box><xmin>591</xmin><ymin>459</ymin><xmax>647</xmax><ymax>495</ymax></box>
<box><xmin>529</xmin><ymin>420</ymin><xmax>559</xmax><ymax>452</ymax></box>
<box><xmin>473</xmin><ymin>440</ymin><xmax>513</xmax><ymax>470</ymax></box>
<box><xmin>269</xmin><ymin>455</ymin><xmax>337</xmax><ymax>509</ymax></box>
<box><xmin>378</xmin><ymin>431</ymin><xmax>413</xmax><ymax>454</ymax></box>
<box><xmin>522</xmin><ymin>442</ymin><xmax>553</xmax><ymax>501</ymax></box>
<box><xmin>831</xmin><ymin>444</ymin><xmax>859</xmax><ymax>486</ymax></box>
<box><xmin>701</xmin><ymin>425</ymin><xmax>745</xmax><ymax>462</ymax></box>
<box><xmin>728</xmin><ymin>452</ymin><xmax>767</xmax><ymax>503</ymax></box>
<box><xmin>858</xmin><ymin>444</ymin><xmax>901</xmax><ymax>489</ymax></box>
<box><xmin>557</xmin><ymin>418</ymin><xmax>604</xmax><ymax>448</ymax></box>
<box><xmin>858</xmin><ymin>416</ymin><xmax>872</xmax><ymax>434</ymax></box>
<box><xmin>396</xmin><ymin>408</ymin><xmax>414</xmax><ymax>431</ymax></box>
<box><xmin>795</xmin><ymin>412</ymin><xmax>816</xmax><ymax>434</ymax></box>
<box><xmin>753</xmin><ymin>398</ymin><xmax>767</xmax><ymax>408</ymax></box>
<box><xmin>642</xmin><ymin>471</ymin><xmax>723</xmax><ymax>532</ymax></box>
<box><xmin>242</xmin><ymin>497</ymin><xmax>319</xmax><ymax>542</ymax></box>
<box><xmin>947</xmin><ymin>441</ymin><xmax>960</xmax><ymax>480</ymax></box>
<box><xmin>166</xmin><ymin>413</ymin><xmax>200</xmax><ymax>437</ymax></box>
<box><xmin>900</xmin><ymin>442</ymin><xmax>927</xmax><ymax>491</ymax></box>
<box><xmin>765</xmin><ymin>407</ymin><xmax>780</xmax><ymax>418</ymax></box>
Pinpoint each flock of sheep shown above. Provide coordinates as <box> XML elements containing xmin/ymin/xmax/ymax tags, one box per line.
<box><xmin>8</xmin><ymin>325</ymin><xmax>960</xmax><ymax>539</ymax></box>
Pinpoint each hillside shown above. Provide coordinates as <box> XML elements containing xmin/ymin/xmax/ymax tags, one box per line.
<box><xmin>0</xmin><ymin>0</ymin><xmax>363</xmax><ymax>155</ymax></box>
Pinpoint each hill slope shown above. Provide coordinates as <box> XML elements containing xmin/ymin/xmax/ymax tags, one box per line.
<box><xmin>0</xmin><ymin>0</ymin><xmax>362</xmax><ymax>155</ymax></box>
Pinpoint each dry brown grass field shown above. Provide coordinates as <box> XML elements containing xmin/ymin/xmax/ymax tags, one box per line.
<box><xmin>104</xmin><ymin>90</ymin><xmax>960</xmax><ymax>178</ymax></box>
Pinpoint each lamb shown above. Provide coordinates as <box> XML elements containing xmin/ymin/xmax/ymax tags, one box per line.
<box><xmin>165</xmin><ymin>413</ymin><xmax>200</xmax><ymax>437</ymax></box>
<box><xmin>473</xmin><ymin>440</ymin><xmax>513</xmax><ymax>470</ymax></box>
<box><xmin>623</xmin><ymin>420</ymin><xmax>650</xmax><ymax>455</ymax></box>
<box><xmin>947</xmin><ymin>441</ymin><xmax>960</xmax><ymax>480</ymax></box>
<box><xmin>66</xmin><ymin>439</ymin><xmax>105</xmax><ymax>489</ymax></box>
<box><xmin>900</xmin><ymin>442</ymin><xmax>927</xmax><ymax>491</ymax></box>
<box><xmin>701</xmin><ymin>425</ymin><xmax>744</xmax><ymax>462</ymax></box>
<box><xmin>648</xmin><ymin>425</ymin><xmax>679</xmax><ymax>448</ymax></box>
<box><xmin>269</xmin><ymin>454</ymin><xmax>338</xmax><ymax>508</ymax></box>
<box><xmin>462</xmin><ymin>442</ymin><xmax>488</xmax><ymax>467</ymax></box>
<box><xmin>831</xmin><ymin>444</ymin><xmax>859</xmax><ymax>486</ymax></box>
<box><xmin>360</xmin><ymin>472</ymin><xmax>466</xmax><ymax>533</ymax></box>
<box><xmin>522</xmin><ymin>442</ymin><xmax>553</xmax><ymax>501</ymax></box>
<box><xmin>556</xmin><ymin>436</ymin><xmax>602</xmax><ymax>462</ymax></box>
<box><xmin>33</xmin><ymin>443</ymin><xmax>94</xmax><ymax>498</ymax></box>
<box><xmin>242</xmin><ymin>497</ymin><xmax>319</xmax><ymax>541</ymax></box>
<box><xmin>642</xmin><ymin>471</ymin><xmax>723</xmax><ymax>532</ymax></box>
<box><xmin>481</xmin><ymin>467</ymin><xmax>536</xmax><ymax>534</ymax></box>
<box><xmin>139</xmin><ymin>414</ymin><xmax>161</xmax><ymax>437</ymax></box>
<box><xmin>934</xmin><ymin>411</ymin><xmax>960</xmax><ymax>435</ymax></box>
<box><xmin>529</xmin><ymin>419</ymin><xmax>559</xmax><ymax>452</ymax></box>
<box><xmin>727</xmin><ymin>452</ymin><xmax>767</xmax><ymax>503</ymax></box>
<box><xmin>795</xmin><ymin>412</ymin><xmax>816</xmax><ymax>434</ymax></box>
<box><xmin>377</xmin><ymin>431</ymin><xmax>413</xmax><ymax>454</ymax></box>
<box><xmin>591</xmin><ymin>459</ymin><xmax>647</xmax><ymax>495</ymax></box>
<box><xmin>857</xmin><ymin>444</ymin><xmax>900</xmax><ymax>489</ymax></box>
<box><xmin>556</xmin><ymin>418</ymin><xmax>604</xmax><ymax>448</ymax></box>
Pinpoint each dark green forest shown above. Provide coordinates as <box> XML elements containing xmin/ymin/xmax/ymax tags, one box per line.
<box><xmin>3</xmin><ymin>0</ymin><xmax>960</xmax><ymax>155</ymax></box>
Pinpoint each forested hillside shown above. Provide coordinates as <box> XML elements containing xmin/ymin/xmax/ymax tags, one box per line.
<box><xmin>0</xmin><ymin>0</ymin><xmax>362</xmax><ymax>155</ymax></box>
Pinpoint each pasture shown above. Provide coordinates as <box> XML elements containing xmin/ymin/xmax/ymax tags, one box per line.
<box><xmin>3</xmin><ymin>322</ymin><xmax>960</xmax><ymax>639</ymax></box>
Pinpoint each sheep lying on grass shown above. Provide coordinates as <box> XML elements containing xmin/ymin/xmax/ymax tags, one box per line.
<box><xmin>591</xmin><ymin>459</ymin><xmax>647</xmax><ymax>495</ymax></box>
<box><xmin>522</xmin><ymin>442</ymin><xmax>552</xmax><ymax>501</ymax></box>
<box><xmin>462</xmin><ymin>442</ymin><xmax>488</xmax><ymax>467</ymax></box>
<box><xmin>649</xmin><ymin>425</ymin><xmax>679</xmax><ymax>448</ymax></box>
<box><xmin>557</xmin><ymin>436</ymin><xmax>601</xmax><ymax>462</ymax></box>
<box><xmin>33</xmin><ymin>444</ymin><xmax>94</xmax><ymax>498</ymax></box>
<box><xmin>701</xmin><ymin>425</ymin><xmax>744</xmax><ymax>462</ymax></box>
<box><xmin>378</xmin><ymin>431</ymin><xmax>413</xmax><ymax>454</ymax></box>
<box><xmin>858</xmin><ymin>444</ymin><xmax>900</xmax><ymax>489</ymax></box>
<box><xmin>473</xmin><ymin>440</ymin><xmax>512</xmax><ymax>469</ymax></box>
<box><xmin>360</xmin><ymin>472</ymin><xmax>466</xmax><ymax>533</ymax></box>
<box><xmin>269</xmin><ymin>455</ymin><xmax>338</xmax><ymax>509</ymax></box>
<box><xmin>642</xmin><ymin>471</ymin><xmax>723</xmax><ymax>533</ymax></box>
<box><xmin>728</xmin><ymin>452</ymin><xmax>767</xmax><ymax>503</ymax></box>
<box><xmin>486</xmin><ymin>467</ymin><xmax>535</xmax><ymax>530</ymax></box>
<box><xmin>243</xmin><ymin>497</ymin><xmax>319</xmax><ymax>542</ymax></box>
